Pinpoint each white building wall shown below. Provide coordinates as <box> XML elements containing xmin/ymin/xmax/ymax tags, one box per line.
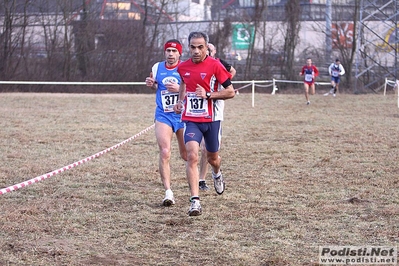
<box><xmin>170</xmin><ymin>0</ymin><xmax>211</xmax><ymax>21</ymax></box>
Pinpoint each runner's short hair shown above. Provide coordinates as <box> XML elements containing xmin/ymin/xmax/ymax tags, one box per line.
<box><xmin>188</xmin><ymin>32</ymin><xmax>209</xmax><ymax>44</ymax></box>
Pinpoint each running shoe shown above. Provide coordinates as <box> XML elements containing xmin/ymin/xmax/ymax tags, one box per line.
<box><xmin>188</xmin><ymin>199</ymin><xmax>202</xmax><ymax>216</ymax></box>
<box><xmin>213</xmin><ymin>172</ymin><xmax>225</xmax><ymax>195</ymax></box>
<box><xmin>162</xmin><ymin>190</ymin><xmax>175</xmax><ymax>206</ymax></box>
<box><xmin>199</xmin><ymin>180</ymin><xmax>210</xmax><ymax>191</ymax></box>
<box><xmin>306</xmin><ymin>101</ymin><xmax>310</xmax><ymax>105</ymax></box>
<box><xmin>324</xmin><ymin>89</ymin><xmax>334</xmax><ymax>96</ymax></box>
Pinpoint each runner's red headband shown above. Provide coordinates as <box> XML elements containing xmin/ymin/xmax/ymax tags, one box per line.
<box><xmin>164</xmin><ymin>42</ymin><xmax>182</xmax><ymax>55</ymax></box>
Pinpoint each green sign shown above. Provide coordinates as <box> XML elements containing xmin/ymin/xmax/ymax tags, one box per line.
<box><xmin>232</xmin><ymin>24</ymin><xmax>254</xmax><ymax>50</ymax></box>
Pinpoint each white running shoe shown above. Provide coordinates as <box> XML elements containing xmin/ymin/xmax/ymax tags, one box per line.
<box><xmin>162</xmin><ymin>190</ymin><xmax>175</xmax><ymax>206</ymax></box>
<box><xmin>323</xmin><ymin>92</ymin><xmax>329</xmax><ymax>96</ymax></box>
<box><xmin>333</xmin><ymin>94</ymin><xmax>336</xmax><ymax>97</ymax></box>
<box><xmin>188</xmin><ymin>199</ymin><xmax>202</xmax><ymax>216</ymax></box>
<box><xmin>306</xmin><ymin>101</ymin><xmax>310</xmax><ymax>105</ymax></box>
<box><xmin>212</xmin><ymin>172</ymin><xmax>225</xmax><ymax>195</ymax></box>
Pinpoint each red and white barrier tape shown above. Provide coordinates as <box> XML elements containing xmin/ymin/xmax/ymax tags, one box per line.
<box><xmin>0</xmin><ymin>124</ymin><xmax>155</xmax><ymax>195</ymax></box>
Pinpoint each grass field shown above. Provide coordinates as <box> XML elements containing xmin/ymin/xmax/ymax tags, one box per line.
<box><xmin>0</xmin><ymin>92</ymin><xmax>398</xmax><ymax>265</ymax></box>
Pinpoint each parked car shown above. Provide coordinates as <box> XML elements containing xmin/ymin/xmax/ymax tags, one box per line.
<box><xmin>224</xmin><ymin>51</ymin><xmax>242</xmax><ymax>61</ymax></box>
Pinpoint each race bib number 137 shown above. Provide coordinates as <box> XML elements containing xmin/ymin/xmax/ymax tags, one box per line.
<box><xmin>185</xmin><ymin>92</ymin><xmax>209</xmax><ymax>117</ymax></box>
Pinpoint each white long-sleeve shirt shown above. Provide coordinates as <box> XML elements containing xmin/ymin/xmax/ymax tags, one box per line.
<box><xmin>329</xmin><ymin>63</ymin><xmax>345</xmax><ymax>77</ymax></box>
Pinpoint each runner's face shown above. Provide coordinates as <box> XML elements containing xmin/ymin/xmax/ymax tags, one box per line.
<box><xmin>208</xmin><ymin>44</ymin><xmax>216</xmax><ymax>58</ymax></box>
<box><xmin>164</xmin><ymin>48</ymin><xmax>180</xmax><ymax>66</ymax></box>
<box><xmin>306</xmin><ymin>59</ymin><xmax>312</xmax><ymax>66</ymax></box>
<box><xmin>189</xmin><ymin>37</ymin><xmax>207</xmax><ymax>63</ymax></box>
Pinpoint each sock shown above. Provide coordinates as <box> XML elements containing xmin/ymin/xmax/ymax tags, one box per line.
<box><xmin>334</xmin><ymin>88</ymin><xmax>337</xmax><ymax>93</ymax></box>
<box><xmin>190</xmin><ymin>196</ymin><xmax>200</xmax><ymax>202</ymax></box>
<box><xmin>212</xmin><ymin>171</ymin><xmax>221</xmax><ymax>178</ymax></box>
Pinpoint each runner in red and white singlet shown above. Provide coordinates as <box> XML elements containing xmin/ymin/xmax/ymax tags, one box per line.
<box><xmin>173</xmin><ymin>32</ymin><xmax>235</xmax><ymax>216</ymax></box>
<box><xmin>177</xmin><ymin>55</ymin><xmax>231</xmax><ymax>123</ymax></box>
<box><xmin>299</xmin><ymin>57</ymin><xmax>319</xmax><ymax>105</ymax></box>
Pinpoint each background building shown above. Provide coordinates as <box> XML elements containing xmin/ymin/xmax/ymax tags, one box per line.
<box><xmin>0</xmin><ymin>0</ymin><xmax>397</xmax><ymax>92</ymax></box>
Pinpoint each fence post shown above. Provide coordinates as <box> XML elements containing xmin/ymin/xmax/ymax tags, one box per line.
<box><xmin>272</xmin><ymin>78</ymin><xmax>277</xmax><ymax>95</ymax></box>
<box><xmin>396</xmin><ymin>80</ymin><xmax>399</xmax><ymax>108</ymax></box>
<box><xmin>252</xmin><ymin>80</ymin><xmax>255</xmax><ymax>107</ymax></box>
<box><xmin>384</xmin><ymin>78</ymin><xmax>387</xmax><ymax>96</ymax></box>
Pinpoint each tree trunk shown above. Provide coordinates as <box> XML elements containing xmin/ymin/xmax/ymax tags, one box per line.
<box><xmin>283</xmin><ymin>0</ymin><xmax>301</xmax><ymax>81</ymax></box>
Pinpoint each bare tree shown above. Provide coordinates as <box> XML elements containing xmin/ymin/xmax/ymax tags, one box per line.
<box><xmin>282</xmin><ymin>0</ymin><xmax>301</xmax><ymax>80</ymax></box>
<box><xmin>33</xmin><ymin>0</ymin><xmax>74</xmax><ymax>81</ymax></box>
<box><xmin>244</xmin><ymin>0</ymin><xmax>266</xmax><ymax>80</ymax></box>
<box><xmin>0</xmin><ymin>0</ymin><xmax>30</xmax><ymax>80</ymax></box>
<box><xmin>75</xmin><ymin>0</ymin><xmax>90</xmax><ymax>79</ymax></box>
<box><xmin>208</xmin><ymin>17</ymin><xmax>232</xmax><ymax>60</ymax></box>
<box><xmin>60</xmin><ymin>0</ymin><xmax>77</xmax><ymax>81</ymax></box>
<box><xmin>331</xmin><ymin>0</ymin><xmax>360</xmax><ymax>91</ymax></box>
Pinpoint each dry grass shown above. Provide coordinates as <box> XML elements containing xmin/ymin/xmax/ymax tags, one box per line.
<box><xmin>0</xmin><ymin>92</ymin><xmax>398</xmax><ymax>266</ymax></box>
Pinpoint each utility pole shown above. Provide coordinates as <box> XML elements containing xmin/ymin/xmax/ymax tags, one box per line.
<box><xmin>396</xmin><ymin>0</ymin><xmax>398</xmax><ymax>80</ymax></box>
<box><xmin>325</xmin><ymin>0</ymin><xmax>332</xmax><ymax>64</ymax></box>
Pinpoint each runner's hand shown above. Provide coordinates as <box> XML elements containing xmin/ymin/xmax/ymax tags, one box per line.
<box><xmin>173</xmin><ymin>101</ymin><xmax>184</xmax><ymax>114</ymax></box>
<box><xmin>165</xmin><ymin>80</ymin><xmax>179</xmax><ymax>93</ymax></box>
<box><xmin>195</xmin><ymin>84</ymin><xmax>206</xmax><ymax>98</ymax></box>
